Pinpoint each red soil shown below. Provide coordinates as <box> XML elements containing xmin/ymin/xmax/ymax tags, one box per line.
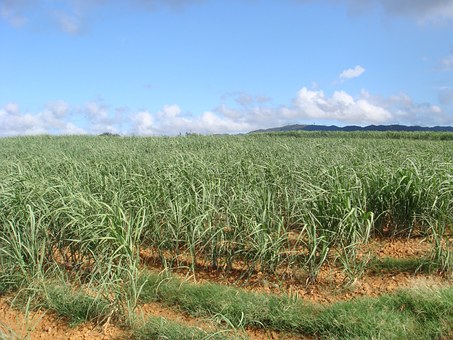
<box><xmin>0</xmin><ymin>297</ymin><xmax>127</xmax><ymax>339</ymax></box>
<box><xmin>1</xmin><ymin>237</ymin><xmax>450</xmax><ymax>339</ymax></box>
<box><xmin>140</xmin><ymin>236</ymin><xmax>450</xmax><ymax>304</ymax></box>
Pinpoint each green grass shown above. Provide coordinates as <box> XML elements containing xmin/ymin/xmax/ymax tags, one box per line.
<box><xmin>138</xmin><ymin>271</ymin><xmax>318</xmax><ymax>330</ymax></box>
<box><xmin>259</xmin><ymin>130</ymin><xmax>453</xmax><ymax>140</ymax></box>
<box><xmin>2</xmin><ymin>134</ymin><xmax>451</xmax><ymax>281</ymax></box>
<box><xmin>42</xmin><ymin>284</ymin><xmax>112</xmax><ymax>326</ymax></box>
<box><xmin>0</xmin><ymin>133</ymin><xmax>452</xmax><ymax>338</ymax></box>
<box><xmin>314</xmin><ymin>287</ymin><xmax>453</xmax><ymax>338</ymax></box>
<box><xmin>5</xmin><ymin>271</ymin><xmax>450</xmax><ymax>339</ymax></box>
<box><xmin>137</xmin><ymin>270</ymin><xmax>453</xmax><ymax>339</ymax></box>
<box><xmin>132</xmin><ymin>316</ymin><xmax>238</xmax><ymax>340</ymax></box>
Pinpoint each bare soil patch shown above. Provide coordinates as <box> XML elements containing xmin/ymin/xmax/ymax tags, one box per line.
<box><xmin>369</xmin><ymin>236</ymin><xmax>432</xmax><ymax>258</ymax></box>
<box><xmin>0</xmin><ymin>297</ymin><xmax>127</xmax><ymax>340</ymax></box>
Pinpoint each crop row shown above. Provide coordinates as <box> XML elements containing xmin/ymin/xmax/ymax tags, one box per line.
<box><xmin>0</xmin><ymin>134</ymin><xmax>451</xmax><ymax>299</ymax></box>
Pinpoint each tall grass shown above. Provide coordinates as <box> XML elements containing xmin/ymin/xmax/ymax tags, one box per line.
<box><xmin>0</xmin><ymin>134</ymin><xmax>451</xmax><ymax>322</ymax></box>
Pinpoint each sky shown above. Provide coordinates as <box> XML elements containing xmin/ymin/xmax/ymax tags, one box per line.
<box><xmin>1</xmin><ymin>0</ymin><xmax>453</xmax><ymax>136</ymax></box>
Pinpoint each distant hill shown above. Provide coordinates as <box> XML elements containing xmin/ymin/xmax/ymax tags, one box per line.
<box><xmin>99</xmin><ymin>132</ymin><xmax>120</xmax><ymax>137</ymax></box>
<box><xmin>249</xmin><ymin>124</ymin><xmax>453</xmax><ymax>133</ymax></box>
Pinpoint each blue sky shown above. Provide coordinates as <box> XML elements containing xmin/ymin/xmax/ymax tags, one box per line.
<box><xmin>1</xmin><ymin>0</ymin><xmax>453</xmax><ymax>136</ymax></box>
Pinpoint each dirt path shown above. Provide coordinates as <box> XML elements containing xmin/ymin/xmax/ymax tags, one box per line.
<box><xmin>0</xmin><ymin>297</ymin><xmax>127</xmax><ymax>340</ymax></box>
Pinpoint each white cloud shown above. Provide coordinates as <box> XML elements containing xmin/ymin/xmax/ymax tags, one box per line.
<box><xmin>195</xmin><ymin>111</ymin><xmax>250</xmax><ymax>133</ymax></box>
<box><xmin>1</xmin><ymin>86</ymin><xmax>451</xmax><ymax>137</ymax></box>
<box><xmin>0</xmin><ymin>103</ymin><xmax>51</xmax><ymax>136</ymax></box>
<box><xmin>157</xmin><ymin>104</ymin><xmax>182</xmax><ymax>119</ymax></box>
<box><xmin>131</xmin><ymin>104</ymin><xmax>251</xmax><ymax>135</ymax></box>
<box><xmin>85</xmin><ymin>102</ymin><xmax>108</xmax><ymax>120</ymax></box>
<box><xmin>0</xmin><ymin>101</ymin><xmax>87</xmax><ymax>137</ymax></box>
<box><xmin>292</xmin><ymin>87</ymin><xmax>391</xmax><ymax>123</ymax></box>
<box><xmin>61</xmin><ymin>122</ymin><xmax>86</xmax><ymax>135</ymax></box>
<box><xmin>385</xmin><ymin>92</ymin><xmax>448</xmax><ymax>124</ymax></box>
<box><xmin>46</xmin><ymin>101</ymin><xmax>70</xmax><ymax>117</ymax></box>
<box><xmin>81</xmin><ymin>101</ymin><xmax>122</xmax><ymax>134</ymax></box>
<box><xmin>132</xmin><ymin>111</ymin><xmax>155</xmax><ymax>135</ymax></box>
<box><xmin>4</xmin><ymin>102</ymin><xmax>20</xmax><ymax>115</ymax></box>
<box><xmin>215</xmin><ymin>88</ymin><xmax>451</xmax><ymax>129</ymax></box>
<box><xmin>339</xmin><ymin>65</ymin><xmax>365</xmax><ymax>80</ymax></box>
<box><xmin>129</xmin><ymin>88</ymin><xmax>449</xmax><ymax>135</ymax></box>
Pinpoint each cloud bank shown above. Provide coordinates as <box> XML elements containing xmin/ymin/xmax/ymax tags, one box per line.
<box><xmin>0</xmin><ymin>101</ymin><xmax>85</xmax><ymax>137</ymax></box>
<box><xmin>1</xmin><ymin>87</ymin><xmax>449</xmax><ymax>137</ymax></box>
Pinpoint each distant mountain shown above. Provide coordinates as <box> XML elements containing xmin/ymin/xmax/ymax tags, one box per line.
<box><xmin>249</xmin><ymin>124</ymin><xmax>453</xmax><ymax>133</ymax></box>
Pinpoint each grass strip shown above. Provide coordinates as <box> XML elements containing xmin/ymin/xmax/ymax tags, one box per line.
<box><xmin>138</xmin><ymin>271</ymin><xmax>453</xmax><ymax>339</ymax></box>
<box><xmin>138</xmin><ymin>272</ymin><xmax>318</xmax><ymax>332</ymax></box>
<box><xmin>8</xmin><ymin>281</ymin><xmax>234</xmax><ymax>339</ymax></box>
<box><xmin>315</xmin><ymin>287</ymin><xmax>453</xmax><ymax>338</ymax></box>
<box><xmin>40</xmin><ymin>284</ymin><xmax>112</xmax><ymax>326</ymax></box>
<box><xmin>8</xmin><ymin>281</ymin><xmax>112</xmax><ymax>327</ymax></box>
<box><xmin>132</xmin><ymin>315</ymin><xmax>241</xmax><ymax>340</ymax></box>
